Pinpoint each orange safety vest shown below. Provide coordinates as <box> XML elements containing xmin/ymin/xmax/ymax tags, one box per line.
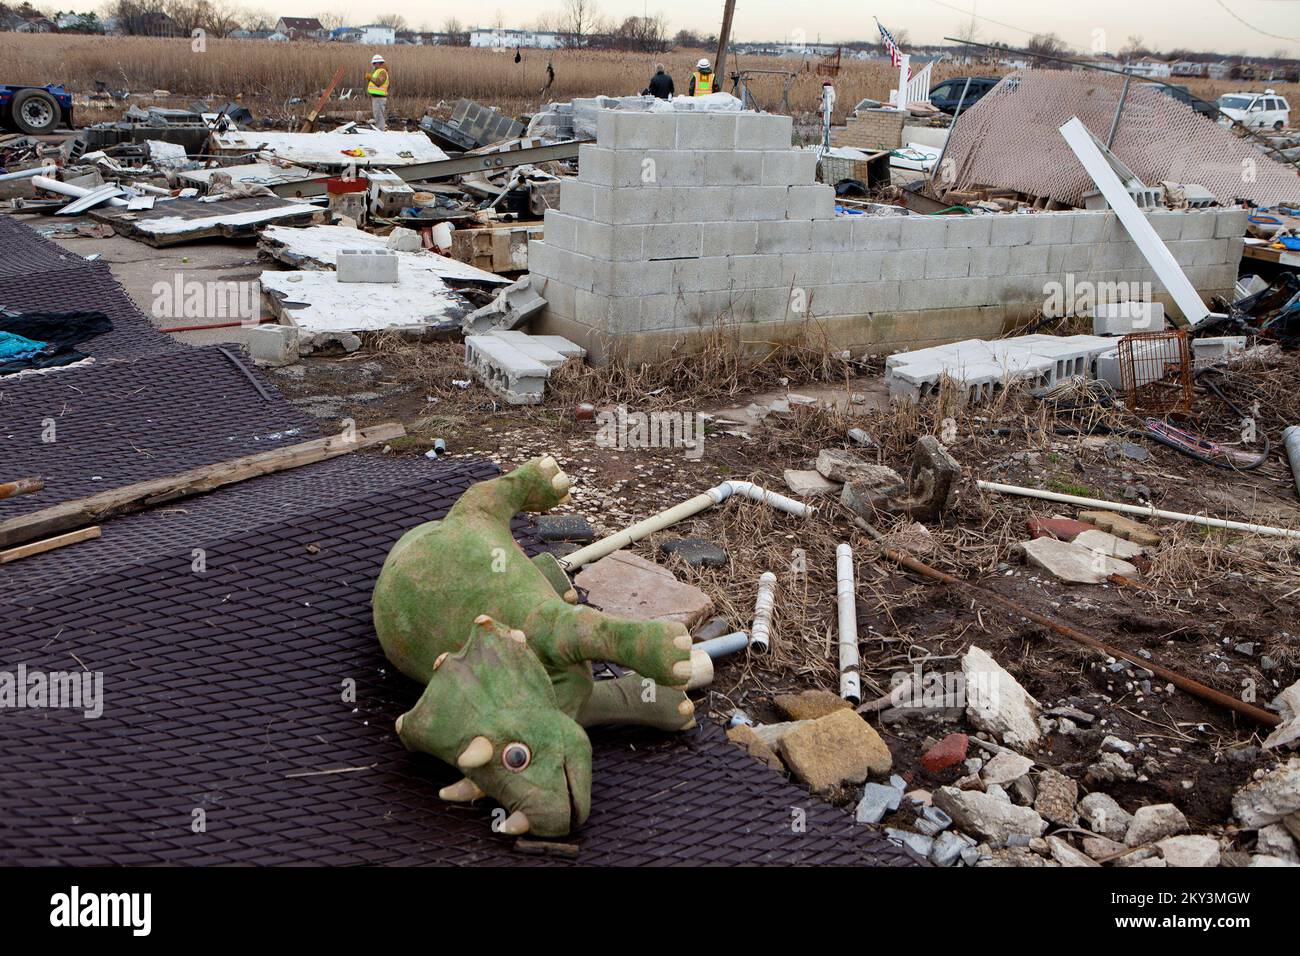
<box><xmin>367</xmin><ymin>67</ymin><xmax>389</xmax><ymax>97</ymax></box>
<box><xmin>692</xmin><ymin>71</ymin><xmax>715</xmax><ymax>96</ymax></box>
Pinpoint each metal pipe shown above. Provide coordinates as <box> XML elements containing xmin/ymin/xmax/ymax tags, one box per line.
<box><xmin>557</xmin><ymin>481</ymin><xmax>813</xmax><ymax>570</ymax></box>
<box><xmin>0</xmin><ymin>477</ymin><xmax>44</xmax><ymax>501</ymax></box>
<box><xmin>1283</xmin><ymin>426</ymin><xmax>1300</xmax><ymax>501</ymax></box>
<box><xmin>1105</xmin><ymin>73</ymin><xmax>1132</xmax><ymax>149</ymax></box>
<box><xmin>0</xmin><ymin>164</ymin><xmax>56</xmax><ymax>183</ymax></box>
<box><xmin>851</xmin><ymin>516</ymin><xmax>1280</xmax><ymax>728</ymax></box>
<box><xmin>976</xmin><ymin>479</ymin><xmax>1300</xmax><ymax>540</ymax></box>
<box><xmin>836</xmin><ymin>543</ymin><xmax>861</xmax><ymax>703</ymax></box>
<box><xmin>749</xmin><ymin>571</ymin><xmax>777</xmax><ymax>654</ymax></box>
<box><xmin>31</xmin><ymin>175</ymin><xmax>129</xmax><ymax>207</ymax></box>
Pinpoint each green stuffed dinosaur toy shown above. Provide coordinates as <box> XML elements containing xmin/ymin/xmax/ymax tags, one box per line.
<box><xmin>373</xmin><ymin>455</ymin><xmax>697</xmax><ymax>838</ymax></box>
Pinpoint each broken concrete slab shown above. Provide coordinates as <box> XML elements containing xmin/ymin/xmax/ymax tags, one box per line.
<box><xmin>725</xmin><ymin>723</ymin><xmax>785</xmax><ymax>772</ymax></box>
<box><xmin>1021</xmin><ymin>536</ymin><xmax>1138</xmax><ymax>584</ymax></box>
<box><xmin>462</xmin><ymin>274</ymin><xmax>548</xmax><ymax>335</ymax></box>
<box><xmin>783</xmin><ymin>469</ymin><xmax>841</xmax><ymax>496</ymax></box>
<box><xmin>1077</xmin><ymin>509</ymin><xmax>1162</xmax><ymax>546</ymax></box>
<box><xmin>573</xmin><ymin>549</ymin><xmax>713</xmax><ymax>628</ymax></box>
<box><xmin>259</xmin><ymin>224</ymin><xmax>508</xmax><ymax>285</ymax></box>
<box><xmin>1073</xmin><ymin>528</ymin><xmax>1145</xmax><ymax>560</ymax></box>
<box><xmin>1157</xmin><ymin>834</ymin><xmax>1221</xmax><ymax>867</ymax></box>
<box><xmin>261</xmin><ymin>269</ymin><xmax>468</xmax><ymax>336</ymax></box>
<box><xmin>209</xmin><ymin>127</ymin><xmax>448</xmax><ymax>168</ymax></box>
<box><xmin>980</xmin><ymin>750</ymin><xmax>1033</xmax><ymax>787</ymax></box>
<box><xmin>933</xmin><ymin>786</ymin><xmax>1048</xmax><ymax>845</ymax></box>
<box><xmin>839</xmin><ymin>466</ymin><xmax>907</xmax><ymax>518</ymax></box>
<box><xmin>90</xmin><ymin>195</ymin><xmax>316</xmax><ymax>246</ymax></box>
<box><xmin>1125</xmin><ymin>803</ymin><xmax>1190</xmax><ymax>846</ymax></box>
<box><xmin>816</xmin><ymin>448</ymin><xmax>889</xmax><ymax>483</ymax></box>
<box><xmin>779</xmin><ymin>709</ymin><xmax>893</xmax><ymax>792</ymax></box>
<box><xmin>1233</xmin><ymin>758</ymin><xmax>1300</xmax><ymax>828</ymax></box>
<box><xmin>1033</xmin><ymin>769</ymin><xmax>1079</xmax><ymax>826</ymax></box>
<box><xmin>856</xmin><ymin>782</ymin><xmax>904</xmax><ymax>824</ymax></box>
<box><xmin>962</xmin><ymin>645</ymin><xmax>1042</xmax><ymax>750</ymax></box>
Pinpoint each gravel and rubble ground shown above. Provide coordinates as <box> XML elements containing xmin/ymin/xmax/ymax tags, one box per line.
<box><xmin>263</xmin><ymin>324</ymin><xmax>1300</xmax><ymax>867</ymax></box>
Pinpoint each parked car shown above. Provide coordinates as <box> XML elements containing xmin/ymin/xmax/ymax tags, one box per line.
<box><xmin>0</xmin><ymin>83</ymin><xmax>73</xmax><ymax>135</ymax></box>
<box><xmin>1215</xmin><ymin>90</ymin><xmax>1291</xmax><ymax>130</ymax></box>
<box><xmin>1146</xmin><ymin>83</ymin><xmax>1217</xmax><ymax>120</ymax></box>
<box><xmin>928</xmin><ymin>76</ymin><xmax>1000</xmax><ymax>114</ymax></box>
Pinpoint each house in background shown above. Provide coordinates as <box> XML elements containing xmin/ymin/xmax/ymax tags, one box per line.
<box><xmin>1122</xmin><ymin>57</ymin><xmax>1172</xmax><ymax>78</ymax></box>
<box><xmin>356</xmin><ymin>24</ymin><xmax>396</xmax><ymax>44</ymax></box>
<box><xmin>469</xmin><ymin>27</ymin><xmax>560</xmax><ymax>49</ymax></box>
<box><xmin>275</xmin><ymin>16</ymin><xmax>326</xmax><ymax>40</ymax></box>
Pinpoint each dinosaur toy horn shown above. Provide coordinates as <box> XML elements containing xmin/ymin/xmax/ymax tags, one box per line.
<box><xmin>457</xmin><ymin>736</ymin><xmax>494</xmax><ymax>768</ymax></box>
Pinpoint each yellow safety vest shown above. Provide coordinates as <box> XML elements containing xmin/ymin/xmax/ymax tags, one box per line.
<box><xmin>692</xmin><ymin>71</ymin><xmax>715</xmax><ymax>96</ymax></box>
<box><xmin>367</xmin><ymin>68</ymin><xmax>389</xmax><ymax>97</ymax></box>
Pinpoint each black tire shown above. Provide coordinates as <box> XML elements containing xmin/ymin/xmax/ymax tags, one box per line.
<box><xmin>1274</xmin><ymin>120</ymin><xmax>1284</xmax><ymax>131</ymax></box>
<box><xmin>11</xmin><ymin>88</ymin><xmax>60</xmax><ymax>135</ymax></box>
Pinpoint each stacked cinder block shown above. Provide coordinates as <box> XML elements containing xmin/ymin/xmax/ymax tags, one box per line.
<box><xmin>527</xmin><ymin>107</ymin><xmax>1248</xmax><ymax>364</ymax></box>
<box><xmin>832</xmin><ymin>109</ymin><xmax>906</xmax><ymax>150</ymax></box>
<box><xmin>464</xmin><ymin>330</ymin><xmax>586</xmax><ymax>405</ymax></box>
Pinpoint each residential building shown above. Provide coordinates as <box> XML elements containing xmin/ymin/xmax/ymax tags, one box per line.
<box><xmin>275</xmin><ymin>16</ymin><xmax>326</xmax><ymax>40</ymax></box>
<box><xmin>469</xmin><ymin>27</ymin><xmax>560</xmax><ymax>49</ymax></box>
<box><xmin>356</xmin><ymin>24</ymin><xmax>396</xmax><ymax>45</ymax></box>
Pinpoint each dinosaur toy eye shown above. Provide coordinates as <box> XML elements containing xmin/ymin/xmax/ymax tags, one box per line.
<box><xmin>432</xmin><ymin>652</ymin><xmax>449</xmax><ymax>670</ymax></box>
<box><xmin>502</xmin><ymin>742</ymin><xmax>531</xmax><ymax>772</ymax></box>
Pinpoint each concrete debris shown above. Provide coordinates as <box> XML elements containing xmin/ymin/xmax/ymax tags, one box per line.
<box><xmin>657</xmin><ymin>537</ymin><xmax>727</xmax><ymax>568</ymax></box>
<box><xmin>1263</xmin><ymin>679</ymin><xmax>1300</xmax><ymax>751</ymax></box>
<box><xmin>903</xmin><ymin>436</ymin><xmax>962</xmax><ymax>522</ymax></box>
<box><xmin>462</xmin><ymin>275</ymin><xmax>548</xmax><ymax>335</ymax></box>
<box><xmin>463</xmin><ymin>331</ymin><xmax>585</xmax><ymax>404</ymax></box>
<box><xmin>816</xmin><ymin>448</ymin><xmax>890</xmax><ymax>483</ymax></box>
<box><xmin>856</xmin><ymin>781</ymin><xmax>904</xmax><ymax>824</ymax></box>
<box><xmin>980</xmin><ymin>750</ymin><xmax>1033</xmax><ymax>787</ymax></box>
<box><xmin>840</xmin><ymin>467</ymin><xmax>908</xmax><ymax>518</ymax></box>
<box><xmin>1087</xmin><ymin>752</ymin><xmax>1138</xmax><ymax>784</ymax></box>
<box><xmin>262</xmin><ymin>268</ymin><xmax>468</xmax><ymax>336</ymax></box>
<box><xmin>779</xmin><ymin>709</ymin><xmax>893</xmax><ymax>793</ymax></box>
<box><xmin>725</xmin><ymin>724</ymin><xmax>786</xmax><ymax>773</ymax></box>
<box><xmin>1020</xmin><ymin>536</ymin><xmax>1138</xmax><ymax>584</ymax></box>
<box><xmin>573</xmin><ymin>549</ymin><xmax>712</xmax><ymax>629</ymax></box>
<box><xmin>1156</xmin><ymin>834</ymin><xmax>1221</xmax><ymax>868</ymax></box>
<box><xmin>1232</xmin><ymin>758</ymin><xmax>1300</xmax><ymax>828</ymax></box>
<box><xmin>775</xmin><ymin>689</ymin><xmax>853</xmax><ymax>722</ymax></box>
<box><xmin>246</xmin><ymin>324</ymin><xmax>299</xmax><ymax>367</ymax></box>
<box><xmin>1071</xmin><ymin>529</ymin><xmax>1145</xmax><ymax>561</ymax></box>
<box><xmin>1076</xmin><ymin>510</ymin><xmax>1162</xmax><ymax>546</ymax></box>
<box><xmin>1047</xmin><ymin>835</ymin><xmax>1100</xmax><ymax>867</ymax></box>
<box><xmin>961</xmin><ymin>645</ymin><xmax>1042</xmax><ymax>749</ymax></box>
<box><xmin>1254</xmin><ymin>824</ymin><xmax>1299</xmax><ymax>863</ymax></box>
<box><xmin>1125</xmin><ymin>803</ymin><xmax>1190</xmax><ymax>846</ymax></box>
<box><xmin>933</xmin><ymin>786</ymin><xmax>1048</xmax><ymax>846</ymax></box>
<box><xmin>783</xmin><ymin>469</ymin><xmax>842</xmax><ymax>496</ymax></box>
<box><xmin>1032</xmin><ymin>769</ymin><xmax>1079</xmax><ymax>826</ymax></box>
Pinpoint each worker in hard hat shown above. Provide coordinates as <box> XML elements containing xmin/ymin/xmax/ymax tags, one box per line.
<box><xmin>688</xmin><ymin>58</ymin><xmax>716</xmax><ymax>97</ymax></box>
<box><xmin>366</xmin><ymin>54</ymin><xmax>390</xmax><ymax>130</ymax></box>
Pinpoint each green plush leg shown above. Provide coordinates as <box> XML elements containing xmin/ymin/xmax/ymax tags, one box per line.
<box><xmin>577</xmin><ymin>675</ymin><xmax>697</xmax><ymax>731</ymax></box>
<box><xmin>523</xmin><ymin>601</ymin><xmax>693</xmax><ymax>691</ymax></box>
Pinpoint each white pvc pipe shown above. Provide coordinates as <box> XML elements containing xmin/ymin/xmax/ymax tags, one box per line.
<box><xmin>696</xmin><ymin>631</ymin><xmax>749</xmax><ymax>658</ymax></box>
<box><xmin>836</xmin><ymin>543</ymin><xmax>861</xmax><ymax>704</ymax></box>
<box><xmin>0</xmin><ymin>164</ymin><xmax>56</xmax><ymax>183</ymax></box>
<box><xmin>749</xmin><ymin>572</ymin><xmax>777</xmax><ymax>654</ymax></box>
<box><xmin>557</xmin><ymin>480</ymin><xmax>814</xmax><ymax>570</ymax></box>
<box><xmin>977</xmin><ymin>480</ymin><xmax>1300</xmax><ymax>540</ymax></box>
<box><xmin>31</xmin><ymin>175</ymin><xmax>129</xmax><ymax>207</ymax></box>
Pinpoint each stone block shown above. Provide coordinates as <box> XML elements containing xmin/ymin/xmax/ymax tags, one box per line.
<box><xmin>336</xmin><ymin>248</ymin><xmax>397</xmax><ymax>283</ymax></box>
<box><xmin>675</xmin><ymin>111</ymin><xmax>740</xmax><ymax>150</ymax></box>
<box><xmin>786</xmin><ymin>184</ymin><xmax>836</xmax><ymax>220</ymax></box>
<box><xmin>757</xmin><ymin>220</ymin><xmax>812</xmax><ymax>254</ymax></box>
<box><xmin>736</xmin><ymin>111</ymin><xmax>793</xmax><ymax>149</ymax></box>
<box><xmin>761</xmin><ymin>149</ymin><xmax>818</xmax><ymax>186</ymax></box>
<box><xmin>897</xmin><ymin>216</ymin><xmax>947</xmax><ymax>249</ymax></box>
<box><xmin>596</xmin><ymin>110</ymin><xmax>678</xmax><ymax>150</ymax></box>
<box><xmin>945</xmin><ymin>216</ymin><xmax>993</xmax><ymax>249</ymax></box>
<box><xmin>853</xmin><ymin>216</ymin><xmax>902</xmax><ymax>250</ymax></box>
<box><xmin>643</xmin><ymin>222</ymin><xmax>704</xmax><ymax>260</ymax></box>
<box><xmin>464</xmin><ymin>333</ymin><xmax>551</xmax><ymax>404</ymax></box>
<box><xmin>246</xmin><ymin>324</ymin><xmax>299</xmax><ymax>366</ymax></box>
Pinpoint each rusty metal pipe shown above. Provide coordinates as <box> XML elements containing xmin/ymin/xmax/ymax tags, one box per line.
<box><xmin>0</xmin><ymin>477</ymin><xmax>44</xmax><ymax>501</ymax></box>
<box><xmin>851</xmin><ymin>517</ymin><xmax>1280</xmax><ymax>728</ymax></box>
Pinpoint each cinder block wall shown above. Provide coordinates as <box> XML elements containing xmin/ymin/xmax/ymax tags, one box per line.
<box><xmin>530</xmin><ymin>110</ymin><xmax>1246</xmax><ymax>364</ymax></box>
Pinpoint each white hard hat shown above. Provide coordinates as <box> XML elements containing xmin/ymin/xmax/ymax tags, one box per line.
<box><xmin>697</xmin><ymin>58</ymin><xmax>711</xmax><ymax>70</ymax></box>
<box><xmin>371</xmin><ymin>55</ymin><xmax>385</xmax><ymax>64</ymax></box>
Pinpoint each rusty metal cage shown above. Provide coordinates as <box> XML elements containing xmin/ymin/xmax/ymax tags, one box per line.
<box><xmin>1117</xmin><ymin>328</ymin><xmax>1194</xmax><ymax>415</ymax></box>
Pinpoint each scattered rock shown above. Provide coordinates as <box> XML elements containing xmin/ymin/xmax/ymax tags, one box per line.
<box><xmin>1021</xmin><ymin>536</ymin><xmax>1138</xmax><ymax>584</ymax></box>
<box><xmin>535</xmin><ymin>514</ymin><xmax>595</xmax><ymax>543</ymax></box>
<box><xmin>856</xmin><ymin>782</ymin><xmax>903</xmax><ymax>824</ymax></box>
<box><xmin>1263</xmin><ymin>679</ymin><xmax>1300</xmax><ymax>751</ymax></box>
<box><xmin>884</xmin><ymin>827</ymin><xmax>934</xmax><ymax>858</ymax></box>
<box><xmin>1083</xmin><ymin>835</ymin><xmax>1126</xmax><ymax>860</ymax></box>
<box><xmin>1048</xmin><ymin>835</ymin><xmax>1100</xmax><ymax>867</ymax></box>
<box><xmin>748</xmin><ymin>720</ymin><xmax>810</xmax><ymax>750</ymax></box>
<box><xmin>1256</xmin><ymin>823</ymin><xmax>1299</xmax><ymax>862</ymax></box>
<box><xmin>1284</xmin><ymin>811</ymin><xmax>1300</xmax><ymax>843</ymax></box>
<box><xmin>1101</xmin><ymin>735</ymin><xmax>1136</xmax><ymax>754</ymax></box>
<box><xmin>1087</xmin><ymin>752</ymin><xmax>1137</xmax><ymax>784</ymax></box>
<box><xmin>921</xmin><ymin>732</ymin><xmax>969</xmax><ymax>774</ymax></box>
<box><xmin>574</xmin><ymin>549</ymin><xmax>713</xmax><ymax>627</ymax></box>
<box><xmin>775</xmin><ymin>689</ymin><xmax>852</xmax><ymax>722</ymax></box>
<box><xmin>1249</xmin><ymin>854</ymin><xmax>1300</xmax><ymax>867</ymax></box>
<box><xmin>933</xmin><ymin>786</ymin><xmax>1048</xmax><ymax>846</ymax></box>
<box><xmin>725</xmin><ymin>724</ymin><xmax>785</xmax><ymax>772</ymax></box>
<box><xmin>1073</xmin><ymin>529</ymin><xmax>1145</xmax><ymax>560</ymax></box>
<box><xmin>783</xmin><ymin>469</ymin><xmax>842</xmax><ymax>496</ymax></box>
<box><xmin>815</xmin><ymin>449</ymin><xmax>896</xmax><ymax>484</ymax></box>
<box><xmin>1076</xmin><ymin>510</ymin><xmax>1162</xmax><ymax>546</ymax></box>
<box><xmin>975</xmin><ymin>845</ymin><xmax>1058</xmax><ymax>867</ymax></box>
<box><xmin>1157</xmin><ymin>834</ymin><xmax>1221</xmax><ymax>868</ymax></box>
<box><xmin>1232</xmin><ymin>758</ymin><xmax>1300</xmax><ymax>828</ymax></box>
<box><xmin>962</xmin><ymin>645</ymin><xmax>1042</xmax><ymax>749</ymax></box>
<box><xmin>1125</xmin><ymin>803</ymin><xmax>1189</xmax><ymax>847</ymax></box>
<box><xmin>981</xmin><ymin>750</ymin><xmax>1034</xmax><ymax>787</ymax></box>
<box><xmin>885</xmin><ymin>521</ymin><xmax>936</xmax><ymax>556</ymax></box>
<box><xmin>779</xmin><ymin>709</ymin><xmax>893</xmax><ymax>792</ymax></box>
<box><xmin>1079</xmin><ymin>792</ymin><xmax>1134</xmax><ymax>841</ymax></box>
<box><xmin>1033</xmin><ymin>769</ymin><xmax>1079</xmax><ymax>826</ymax></box>
<box><xmin>840</xmin><ymin>468</ymin><xmax>908</xmax><ymax>518</ymax></box>
<box><xmin>657</xmin><ymin>537</ymin><xmax>727</xmax><ymax>568</ymax></box>
<box><xmin>929</xmin><ymin>829</ymin><xmax>974</xmax><ymax>866</ymax></box>
<box><xmin>903</xmin><ymin>436</ymin><xmax>963</xmax><ymax>522</ymax></box>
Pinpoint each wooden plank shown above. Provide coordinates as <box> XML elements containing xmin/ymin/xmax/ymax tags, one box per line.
<box><xmin>0</xmin><ymin>423</ymin><xmax>405</xmax><ymax>550</ymax></box>
<box><xmin>0</xmin><ymin>526</ymin><xmax>101</xmax><ymax>564</ymax></box>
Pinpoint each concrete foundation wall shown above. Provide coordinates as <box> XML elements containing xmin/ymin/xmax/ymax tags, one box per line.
<box><xmin>530</xmin><ymin>110</ymin><xmax>1247</xmax><ymax>365</ymax></box>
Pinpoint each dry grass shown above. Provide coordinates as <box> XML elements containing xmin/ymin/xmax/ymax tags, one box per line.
<box><xmin>6</xmin><ymin>32</ymin><xmax>997</xmax><ymax>125</ymax></box>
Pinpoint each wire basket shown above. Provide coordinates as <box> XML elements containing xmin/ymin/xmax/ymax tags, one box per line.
<box><xmin>1117</xmin><ymin>328</ymin><xmax>1193</xmax><ymax>415</ymax></box>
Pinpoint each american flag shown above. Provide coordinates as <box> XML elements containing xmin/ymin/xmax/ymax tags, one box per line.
<box><xmin>877</xmin><ymin>18</ymin><xmax>904</xmax><ymax>69</ymax></box>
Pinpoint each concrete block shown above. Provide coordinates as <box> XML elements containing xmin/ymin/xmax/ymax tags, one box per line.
<box><xmin>1180</xmin><ymin>212</ymin><xmax>1217</xmax><ymax>240</ymax></box>
<box><xmin>559</xmin><ymin>179</ymin><xmax>596</xmax><ymax>219</ymax></box>
<box><xmin>463</xmin><ymin>274</ymin><xmax>549</xmax><ymax>334</ymax></box>
<box><xmin>969</xmin><ymin>245</ymin><xmax>1011</xmax><ymax>277</ymax></box>
<box><xmin>1031</xmin><ymin>214</ymin><xmax>1074</xmax><ymax>246</ymax></box>
<box><xmin>486</xmin><ymin>329</ymin><xmax>582</xmax><ymax>368</ymax></box>
<box><xmin>897</xmin><ymin>216</ymin><xmax>947</xmax><ymax>250</ymax></box>
<box><xmin>247</xmin><ymin>324</ymin><xmax>299</xmax><ymax>366</ymax></box>
<box><xmin>726</xmin><ymin>185</ymin><xmax>789</xmax><ymax>221</ymax></box>
<box><xmin>1070</xmin><ymin>214</ymin><xmax>1107</xmax><ymax>244</ymax></box>
<box><xmin>336</xmin><ymin>248</ymin><xmax>398</xmax><ymax>283</ymax></box>
<box><xmin>464</xmin><ymin>334</ymin><xmax>552</xmax><ymax>404</ymax></box>
<box><xmin>786</xmin><ymin>184</ymin><xmax>836</xmax><ymax>220</ymax></box>
<box><xmin>575</xmin><ymin>288</ymin><xmax>615</xmax><ymax>329</ymax></box>
<box><xmin>1214</xmin><ymin>208</ymin><xmax>1249</xmax><ymax>239</ymax></box>
<box><xmin>758</xmin><ymin>220</ymin><xmax>813</xmax><ymax>254</ymax></box>
<box><xmin>989</xmin><ymin>215</ymin><xmax>1034</xmax><ymax>247</ymax></box>
<box><xmin>880</xmin><ymin>251</ymin><xmax>925</xmax><ymax>281</ymax></box>
<box><xmin>1146</xmin><ymin>211</ymin><xmax>1183</xmax><ymax>241</ymax></box>
<box><xmin>762</xmin><ymin>149</ymin><xmax>818</xmax><ymax>186</ymax></box>
<box><xmin>945</xmin><ymin>216</ymin><xmax>993</xmax><ymax>249</ymax></box>
<box><xmin>1091</xmin><ymin>301</ymin><xmax>1166</xmax><ymax>335</ymax></box>
<box><xmin>701</xmin><ymin>150</ymin><xmax>763</xmax><ymax>185</ymax></box>
<box><xmin>597</xmin><ymin>111</ymin><xmax>678</xmax><ymax>150</ymax></box>
<box><xmin>1008</xmin><ymin>244</ymin><xmax>1050</xmax><ymax>275</ymax></box>
<box><xmin>925</xmin><ymin>246</ymin><xmax>970</xmax><ymax>279</ymax></box>
<box><xmin>736</xmin><ymin>112</ymin><xmax>793</xmax><ymax>149</ymax></box>
<box><xmin>711</xmin><ymin>220</ymin><xmax>759</xmax><ymax>256</ymax></box>
<box><xmin>853</xmin><ymin>216</ymin><xmax>902</xmax><ymax>250</ymax></box>
<box><xmin>542</xmin><ymin>209</ymin><xmax>578</xmax><ymax>252</ymax></box>
<box><xmin>831</xmin><ymin>251</ymin><xmax>884</xmax><ymax>282</ymax></box>
<box><xmin>780</xmin><ymin>253</ymin><xmax>832</xmax><ymax>288</ymax></box>
<box><xmin>644</xmin><ymin>221</ymin><xmax>705</xmax><ymax>259</ymax></box>
<box><xmin>1191</xmin><ymin>335</ymin><xmax>1247</xmax><ymax>366</ymax></box>
<box><xmin>859</xmin><ymin>280</ymin><xmax>901</xmax><ymax>312</ymax></box>
<box><xmin>729</xmin><ymin>254</ymin><xmax>783</xmax><ymax>289</ymax></box>
<box><xmin>810</xmin><ymin>218</ymin><xmax>853</xmax><ymax>251</ymax></box>
<box><xmin>676</xmin><ymin>112</ymin><xmax>740</xmax><ymax>150</ymax></box>
<box><xmin>577</xmin><ymin>144</ymin><xmax>615</xmax><ymax>186</ymax></box>
<box><xmin>604</xmin><ymin>259</ymin><xmax>674</xmax><ymax>297</ymax></box>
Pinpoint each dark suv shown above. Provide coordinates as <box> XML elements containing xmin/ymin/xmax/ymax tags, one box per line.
<box><xmin>1145</xmin><ymin>83</ymin><xmax>1218</xmax><ymax>120</ymax></box>
<box><xmin>928</xmin><ymin>76</ymin><xmax>1000</xmax><ymax>114</ymax></box>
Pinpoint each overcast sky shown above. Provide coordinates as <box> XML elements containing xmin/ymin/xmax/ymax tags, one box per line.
<box><xmin>293</xmin><ymin>1</ymin><xmax>1297</xmax><ymax>57</ymax></box>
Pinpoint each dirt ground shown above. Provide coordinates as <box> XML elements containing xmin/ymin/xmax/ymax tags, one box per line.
<box><xmin>257</xmin><ymin>324</ymin><xmax>1300</xmax><ymax>835</ymax></box>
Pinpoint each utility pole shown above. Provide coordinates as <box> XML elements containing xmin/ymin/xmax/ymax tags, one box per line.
<box><xmin>715</xmin><ymin>0</ymin><xmax>736</xmax><ymax>81</ymax></box>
